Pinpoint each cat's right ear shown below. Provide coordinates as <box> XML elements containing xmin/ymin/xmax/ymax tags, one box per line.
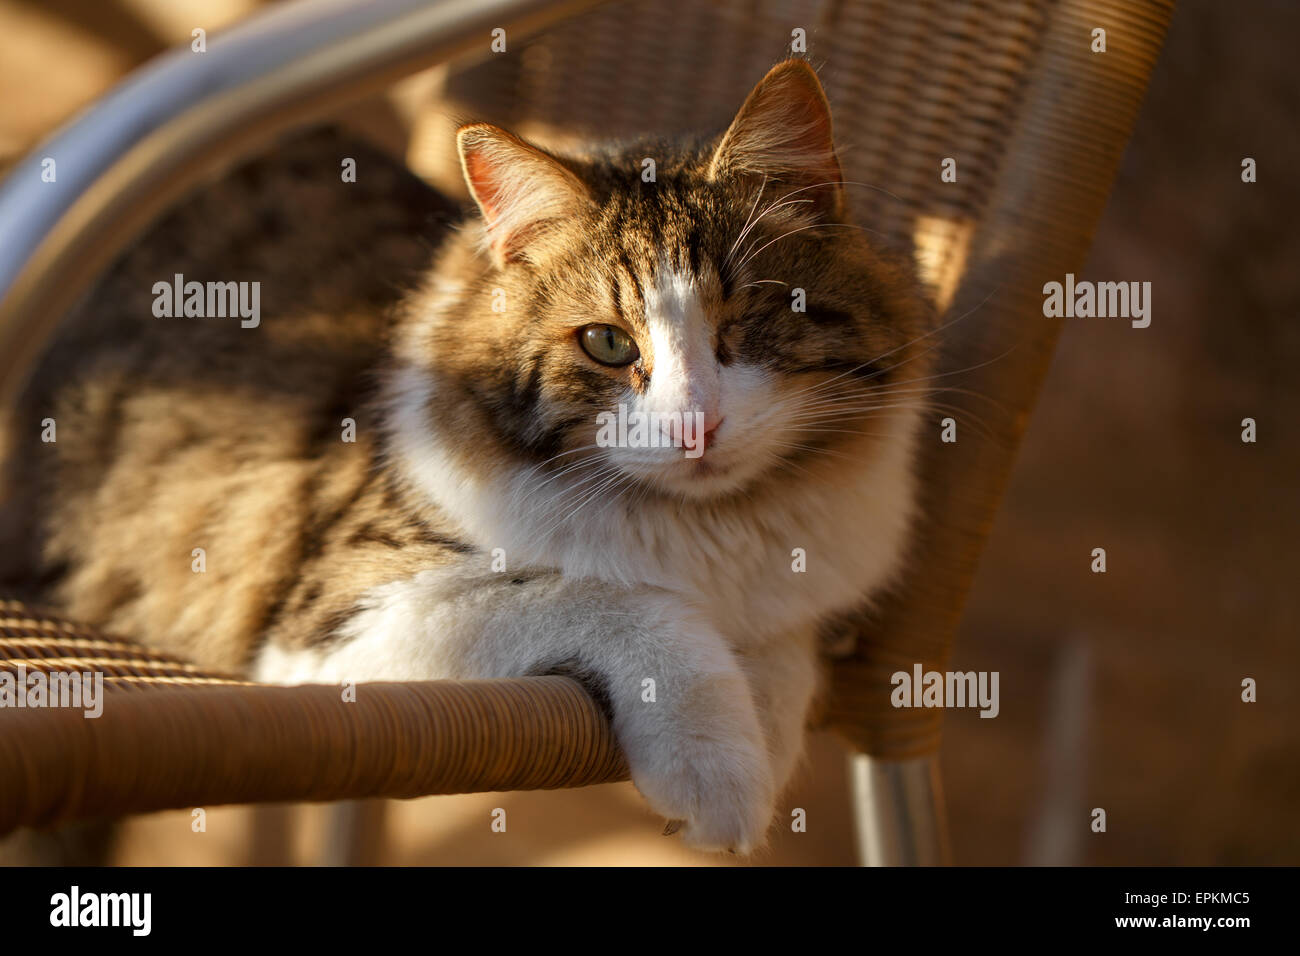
<box><xmin>457</xmin><ymin>124</ymin><xmax>591</xmax><ymax>266</ymax></box>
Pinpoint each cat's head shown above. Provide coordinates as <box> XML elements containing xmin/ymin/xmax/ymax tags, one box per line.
<box><xmin>399</xmin><ymin>59</ymin><xmax>934</xmax><ymax>509</ymax></box>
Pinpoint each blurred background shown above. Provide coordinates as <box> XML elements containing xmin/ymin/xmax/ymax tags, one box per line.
<box><xmin>0</xmin><ymin>0</ymin><xmax>1295</xmax><ymax>865</ymax></box>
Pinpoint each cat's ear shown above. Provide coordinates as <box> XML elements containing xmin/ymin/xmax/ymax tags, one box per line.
<box><xmin>708</xmin><ymin>60</ymin><xmax>844</xmax><ymax>219</ymax></box>
<box><xmin>457</xmin><ymin>124</ymin><xmax>591</xmax><ymax>265</ymax></box>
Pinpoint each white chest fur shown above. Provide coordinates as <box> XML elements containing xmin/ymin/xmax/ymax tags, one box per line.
<box><xmin>386</xmin><ymin>364</ymin><xmax>922</xmax><ymax>647</ymax></box>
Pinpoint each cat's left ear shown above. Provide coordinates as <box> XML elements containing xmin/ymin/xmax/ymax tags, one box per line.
<box><xmin>708</xmin><ymin>59</ymin><xmax>844</xmax><ymax>220</ymax></box>
<box><xmin>457</xmin><ymin>124</ymin><xmax>592</xmax><ymax>266</ymax></box>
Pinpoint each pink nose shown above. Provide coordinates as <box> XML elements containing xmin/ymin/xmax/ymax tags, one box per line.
<box><xmin>661</xmin><ymin>413</ymin><xmax>723</xmax><ymax>455</ymax></box>
<box><xmin>695</xmin><ymin>416</ymin><xmax>724</xmax><ymax>456</ymax></box>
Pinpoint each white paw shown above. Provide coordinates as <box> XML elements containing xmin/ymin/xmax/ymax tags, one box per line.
<box><xmin>617</xmin><ymin>677</ymin><xmax>775</xmax><ymax>855</ymax></box>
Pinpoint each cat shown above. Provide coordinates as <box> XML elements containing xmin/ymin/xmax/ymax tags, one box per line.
<box><xmin>1</xmin><ymin>59</ymin><xmax>935</xmax><ymax>854</ymax></box>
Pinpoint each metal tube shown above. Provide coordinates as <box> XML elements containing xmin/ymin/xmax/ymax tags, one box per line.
<box><xmin>850</xmin><ymin>752</ymin><xmax>952</xmax><ymax>866</ymax></box>
<box><xmin>320</xmin><ymin>800</ymin><xmax>387</xmax><ymax>867</ymax></box>
<box><xmin>0</xmin><ymin>0</ymin><xmax>607</xmax><ymax>408</ymax></box>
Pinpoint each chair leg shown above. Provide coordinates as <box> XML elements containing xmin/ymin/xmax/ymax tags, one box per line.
<box><xmin>319</xmin><ymin>799</ymin><xmax>386</xmax><ymax>867</ymax></box>
<box><xmin>849</xmin><ymin>752</ymin><xmax>951</xmax><ymax>866</ymax></box>
<box><xmin>247</xmin><ymin>804</ymin><xmax>296</xmax><ymax>866</ymax></box>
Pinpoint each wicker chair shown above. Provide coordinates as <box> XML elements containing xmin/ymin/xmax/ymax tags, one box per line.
<box><xmin>0</xmin><ymin>0</ymin><xmax>1174</xmax><ymax>863</ymax></box>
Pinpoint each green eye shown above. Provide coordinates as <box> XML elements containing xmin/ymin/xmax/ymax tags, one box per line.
<box><xmin>579</xmin><ymin>324</ymin><xmax>640</xmax><ymax>367</ymax></box>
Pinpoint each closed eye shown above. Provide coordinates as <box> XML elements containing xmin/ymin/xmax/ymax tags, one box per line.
<box><xmin>784</xmin><ymin>359</ymin><xmax>886</xmax><ymax>380</ymax></box>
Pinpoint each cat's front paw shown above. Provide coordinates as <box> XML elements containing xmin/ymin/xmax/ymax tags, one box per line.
<box><xmin>616</xmin><ymin>675</ymin><xmax>775</xmax><ymax>855</ymax></box>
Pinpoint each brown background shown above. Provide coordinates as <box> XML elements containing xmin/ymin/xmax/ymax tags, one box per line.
<box><xmin>0</xmin><ymin>0</ymin><xmax>1294</xmax><ymax>865</ymax></box>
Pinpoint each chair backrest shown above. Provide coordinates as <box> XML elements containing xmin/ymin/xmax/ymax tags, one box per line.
<box><xmin>423</xmin><ymin>0</ymin><xmax>1036</xmax><ymax>303</ymax></box>
<box><xmin>419</xmin><ymin>0</ymin><xmax>1175</xmax><ymax>756</ymax></box>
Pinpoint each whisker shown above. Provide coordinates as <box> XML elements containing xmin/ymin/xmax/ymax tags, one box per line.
<box><xmin>724</xmin><ymin>196</ymin><xmax>816</xmax><ymax>271</ymax></box>
<box><xmin>542</xmin><ymin>470</ymin><xmax>634</xmax><ymax>536</ymax></box>
<box><xmin>735</xmin><ymin>279</ymin><xmax>791</xmax><ymax>293</ymax></box>
<box><xmin>724</xmin><ymin>173</ymin><xmax>770</xmax><ymax>267</ymax></box>
<box><xmin>734</xmin><ymin>221</ymin><xmax>880</xmax><ymax>275</ymax></box>
<box><xmin>511</xmin><ymin>449</ymin><xmax>609</xmax><ymax>510</ymax></box>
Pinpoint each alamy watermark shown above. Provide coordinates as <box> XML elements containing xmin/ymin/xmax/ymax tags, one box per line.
<box><xmin>595</xmin><ymin>404</ymin><xmax>706</xmax><ymax>458</ymax></box>
<box><xmin>152</xmin><ymin>273</ymin><xmax>261</xmax><ymax>328</ymax></box>
<box><xmin>1043</xmin><ymin>273</ymin><xmax>1151</xmax><ymax>328</ymax></box>
<box><xmin>891</xmin><ymin>663</ymin><xmax>999</xmax><ymax>718</ymax></box>
<box><xmin>50</xmin><ymin>886</ymin><xmax>151</xmax><ymax>936</ymax></box>
<box><xmin>0</xmin><ymin>665</ymin><xmax>103</xmax><ymax>718</ymax></box>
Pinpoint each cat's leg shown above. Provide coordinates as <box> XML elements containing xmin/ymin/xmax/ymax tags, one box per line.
<box><xmin>734</xmin><ymin>626</ymin><xmax>822</xmax><ymax>801</ymax></box>
<box><xmin>255</xmin><ymin>566</ymin><xmax>775</xmax><ymax>853</ymax></box>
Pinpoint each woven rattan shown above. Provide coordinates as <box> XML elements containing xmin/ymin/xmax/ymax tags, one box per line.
<box><xmin>0</xmin><ymin>602</ymin><xmax>627</xmax><ymax>835</ymax></box>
